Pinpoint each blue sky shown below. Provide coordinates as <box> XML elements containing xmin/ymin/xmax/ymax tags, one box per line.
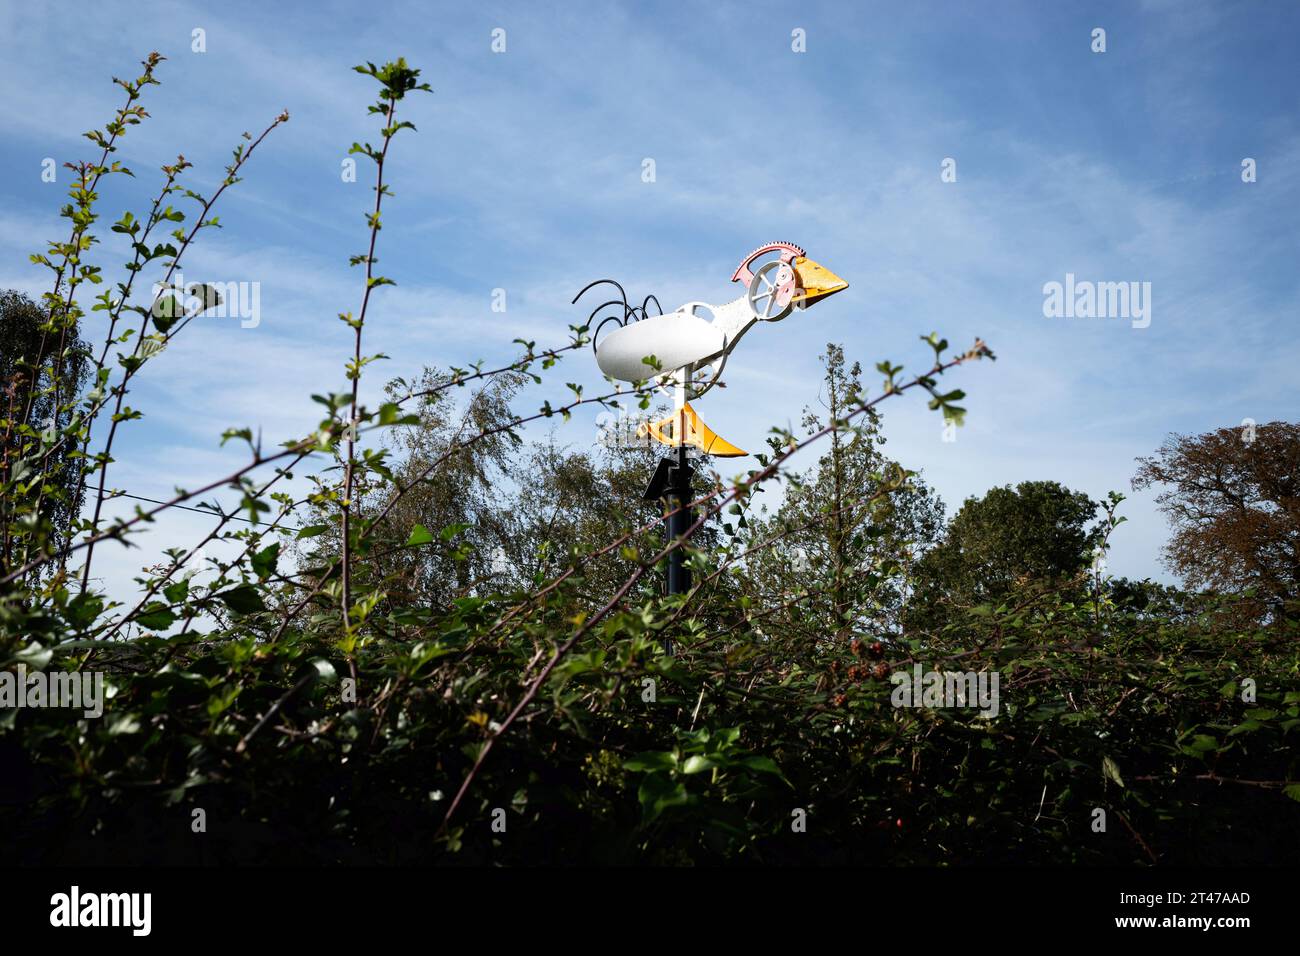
<box><xmin>2</xmin><ymin>0</ymin><xmax>1298</xmax><ymax>596</ymax></box>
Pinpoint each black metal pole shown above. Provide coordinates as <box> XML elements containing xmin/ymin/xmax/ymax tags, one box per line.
<box><xmin>666</xmin><ymin>443</ymin><xmax>692</xmax><ymax>598</ymax></box>
<box><xmin>651</xmin><ymin>444</ymin><xmax>693</xmax><ymax>657</ymax></box>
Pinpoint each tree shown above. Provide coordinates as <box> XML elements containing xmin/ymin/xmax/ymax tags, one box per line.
<box><xmin>1106</xmin><ymin>576</ymin><xmax>1204</xmax><ymax>624</ymax></box>
<box><xmin>1133</xmin><ymin>422</ymin><xmax>1300</xmax><ymax>622</ymax></box>
<box><xmin>300</xmin><ymin>370</ymin><xmax>725</xmax><ymax>615</ymax></box>
<box><xmin>908</xmin><ymin>480</ymin><xmax>1099</xmax><ymax>630</ymax></box>
<box><xmin>496</xmin><ymin>434</ymin><xmax>667</xmax><ymax>601</ymax></box>
<box><xmin>0</xmin><ymin>289</ymin><xmax>91</xmax><ymax>564</ymax></box>
<box><xmin>297</xmin><ymin>366</ymin><xmax>528</xmax><ymax>611</ymax></box>
<box><xmin>740</xmin><ymin>344</ymin><xmax>946</xmax><ymax>644</ymax></box>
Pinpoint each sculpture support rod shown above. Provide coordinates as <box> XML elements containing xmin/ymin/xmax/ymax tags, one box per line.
<box><xmin>661</xmin><ymin>441</ymin><xmax>693</xmax><ymax>657</ymax></box>
<box><xmin>667</xmin><ymin>442</ymin><xmax>692</xmax><ymax>598</ymax></box>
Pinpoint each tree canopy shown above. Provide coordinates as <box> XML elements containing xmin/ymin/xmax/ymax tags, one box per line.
<box><xmin>0</xmin><ymin>289</ymin><xmax>91</xmax><ymax>563</ymax></box>
<box><xmin>1134</xmin><ymin>421</ymin><xmax>1300</xmax><ymax>622</ymax></box>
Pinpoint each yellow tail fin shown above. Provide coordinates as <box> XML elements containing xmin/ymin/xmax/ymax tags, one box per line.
<box><xmin>640</xmin><ymin>403</ymin><xmax>746</xmax><ymax>457</ymax></box>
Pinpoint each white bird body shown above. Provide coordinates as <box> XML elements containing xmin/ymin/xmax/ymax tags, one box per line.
<box><xmin>593</xmin><ymin>295</ymin><xmax>755</xmax><ymax>383</ymax></box>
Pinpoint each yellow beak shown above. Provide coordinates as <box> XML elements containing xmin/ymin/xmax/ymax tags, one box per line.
<box><xmin>791</xmin><ymin>257</ymin><xmax>848</xmax><ymax>308</ymax></box>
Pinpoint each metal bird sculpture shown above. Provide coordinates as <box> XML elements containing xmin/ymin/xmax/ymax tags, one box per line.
<box><xmin>575</xmin><ymin>241</ymin><xmax>848</xmax><ymax>457</ymax></box>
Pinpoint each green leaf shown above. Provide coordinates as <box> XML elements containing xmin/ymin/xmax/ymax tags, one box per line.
<box><xmin>106</xmin><ymin>713</ymin><xmax>141</xmax><ymax>736</ymax></box>
<box><xmin>215</xmin><ymin>584</ymin><xmax>266</xmax><ymax>615</ymax></box>
<box><xmin>186</xmin><ymin>282</ymin><xmax>224</xmax><ymax>311</ymax></box>
<box><xmin>1102</xmin><ymin>755</ymin><xmax>1125</xmax><ymax>788</ymax></box>
<box><xmin>637</xmin><ymin>773</ymin><xmax>690</xmax><ymax>824</ymax></box>
<box><xmin>307</xmin><ymin>657</ymin><xmax>338</xmax><ymax>684</ymax></box>
<box><xmin>406</xmin><ymin>524</ymin><xmax>434</xmax><ymax>546</ymax></box>
<box><xmin>150</xmin><ymin>293</ymin><xmax>183</xmax><ymax>333</ymax></box>
<box><xmin>251</xmin><ymin>542</ymin><xmax>280</xmax><ymax>581</ymax></box>
<box><xmin>135</xmin><ymin>603</ymin><xmax>177</xmax><ymax>630</ymax></box>
<box><xmin>440</xmin><ymin>522</ymin><xmax>472</xmax><ymax>542</ymax></box>
<box><xmin>378</xmin><ymin>402</ymin><xmax>419</xmax><ymax>426</ymax></box>
<box><xmin>741</xmin><ymin>755</ymin><xmax>785</xmax><ymax>777</ymax></box>
<box><xmin>682</xmin><ymin>755</ymin><xmax>716</xmax><ymax>775</ymax></box>
<box><xmin>624</xmin><ymin>751</ymin><xmax>677</xmax><ymax>773</ymax></box>
<box><xmin>10</xmin><ymin>642</ymin><xmax>53</xmax><ymax>669</ymax></box>
<box><xmin>66</xmin><ymin>593</ymin><xmax>104</xmax><ymax>630</ymax></box>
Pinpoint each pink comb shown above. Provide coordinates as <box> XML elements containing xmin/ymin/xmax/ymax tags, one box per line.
<box><xmin>732</xmin><ymin>241</ymin><xmax>806</xmax><ymax>285</ymax></box>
